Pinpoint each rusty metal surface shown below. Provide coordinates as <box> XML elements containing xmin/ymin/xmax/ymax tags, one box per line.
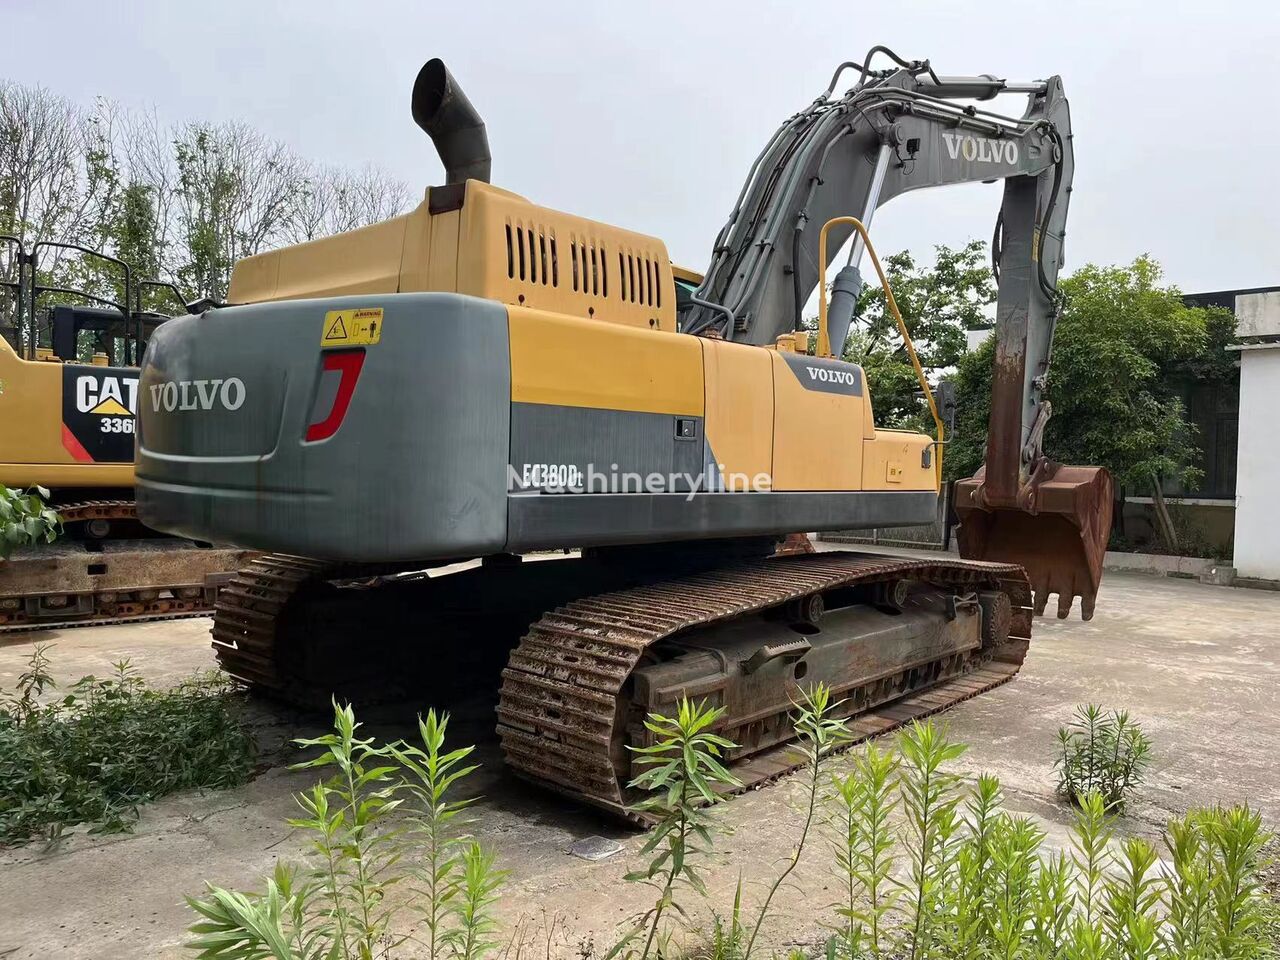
<box><xmin>955</xmin><ymin>463</ymin><xmax>1113</xmax><ymax>620</ymax></box>
<box><xmin>0</xmin><ymin>541</ymin><xmax>256</xmax><ymax>632</ymax></box>
<box><xmin>0</xmin><ymin>497</ymin><xmax>257</xmax><ymax>632</ymax></box>
<box><xmin>210</xmin><ymin>555</ymin><xmax>332</xmax><ymax>694</ymax></box>
<box><xmin>52</xmin><ymin>500</ymin><xmax>138</xmax><ymax>524</ymax></box>
<box><xmin>209</xmin><ymin>554</ymin><xmax>408</xmax><ymax>702</ymax></box>
<box><xmin>497</xmin><ymin>550</ymin><xmax>1032</xmax><ymax>821</ymax></box>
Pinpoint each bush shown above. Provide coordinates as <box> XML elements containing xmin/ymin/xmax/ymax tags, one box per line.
<box><xmin>1055</xmin><ymin>704</ymin><xmax>1153</xmax><ymax>811</ymax></box>
<box><xmin>0</xmin><ymin>644</ymin><xmax>255</xmax><ymax>844</ymax></box>
<box><xmin>0</xmin><ymin>485</ymin><xmax>61</xmax><ymax>559</ymax></box>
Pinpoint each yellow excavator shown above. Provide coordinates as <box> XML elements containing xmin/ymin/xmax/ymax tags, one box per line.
<box><xmin>135</xmin><ymin>49</ymin><xmax>1113</xmax><ymax>817</ymax></box>
<box><xmin>0</xmin><ymin>241</ymin><xmax>252</xmax><ymax>631</ymax></box>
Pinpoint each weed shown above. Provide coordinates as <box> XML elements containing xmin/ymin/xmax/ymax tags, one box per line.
<box><xmin>742</xmin><ymin>684</ymin><xmax>848</xmax><ymax>960</ymax></box>
<box><xmin>183</xmin><ymin>700</ymin><xmax>1277</xmax><ymax>960</ymax></box>
<box><xmin>289</xmin><ymin>701</ymin><xmax>405</xmax><ymax>956</ymax></box>
<box><xmin>897</xmin><ymin>719</ymin><xmax>966</xmax><ymax>958</ymax></box>
<box><xmin>611</xmin><ymin>697</ymin><xmax>741</xmax><ymax>960</ymax></box>
<box><xmin>1055</xmin><ymin>705</ymin><xmax>1152</xmax><ymax>811</ymax></box>
<box><xmin>0</xmin><ymin>644</ymin><xmax>254</xmax><ymax>844</ymax></box>
<box><xmin>827</xmin><ymin>742</ymin><xmax>899</xmax><ymax>957</ymax></box>
<box><xmin>187</xmin><ymin>703</ymin><xmax>503</xmax><ymax>960</ymax></box>
<box><xmin>391</xmin><ymin>709</ymin><xmax>480</xmax><ymax>959</ymax></box>
<box><xmin>447</xmin><ymin>841</ymin><xmax>507</xmax><ymax>960</ymax></box>
<box><xmin>698</xmin><ymin>880</ymin><xmax>745</xmax><ymax>960</ymax></box>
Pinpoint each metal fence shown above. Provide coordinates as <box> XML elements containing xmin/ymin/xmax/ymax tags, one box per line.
<box><xmin>818</xmin><ymin>483</ymin><xmax>953</xmax><ymax>550</ymax></box>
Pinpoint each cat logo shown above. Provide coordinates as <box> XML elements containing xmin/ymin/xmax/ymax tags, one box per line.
<box><xmin>61</xmin><ymin>367</ymin><xmax>141</xmax><ymax>464</ymax></box>
<box><xmin>75</xmin><ymin>374</ymin><xmax>139</xmax><ymax>416</ymax></box>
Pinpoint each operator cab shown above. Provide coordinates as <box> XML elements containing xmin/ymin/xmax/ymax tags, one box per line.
<box><xmin>670</xmin><ymin>264</ymin><xmax>703</xmax><ymax>329</ymax></box>
<box><xmin>1</xmin><ymin>236</ymin><xmax>193</xmax><ymax>365</ymax></box>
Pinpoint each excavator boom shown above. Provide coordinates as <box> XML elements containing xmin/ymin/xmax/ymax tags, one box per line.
<box><xmin>682</xmin><ymin>50</ymin><xmax>1112</xmax><ymax>618</ymax></box>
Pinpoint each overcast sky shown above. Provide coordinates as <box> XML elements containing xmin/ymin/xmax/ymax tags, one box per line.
<box><xmin>8</xmin><ymin>1</ymin><xmax>1279</xmax><ymax>293</ymax></box>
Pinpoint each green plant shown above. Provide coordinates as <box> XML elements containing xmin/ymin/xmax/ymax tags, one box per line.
<box><xmin>827</xmin><ymin>742</ymin><xmax>899</xmax><ymax>957</ymax></box>
<box><xmin>743</xmin><ymin>684</ymin><xmax>848</xmax><ymax>960</ymax></box>
<box><xmin>897</xmin><ymin>720</ymin><xmax>967</xmax><ymax>959</ymax></box>
<box><xmin>1102</xmin><ymin>836</ymin><xmax>1162</xmax><ymax>960</ymax></box>
<box><xmin>1055</xmin><ymin>705</ymin><xmax>1153</xmax><ymax>811</ymax></box>
<box><xmin>187</xmin><ymin>703</ymin><xmax>502</xmax><ymax>960</ymax></box>
<box><xmin>824</xmin><ymin>727</ymin><xmax>1274</xmax><ymax>960</ymax></box>
<box><xmin>1163</xmin><ymin>812</ymin><xmax>1215</xmax><ymax>958</ymax></box>
<box><xmin>940</xmin><ymin>773</ymin><xmax>1003</xmax><ymax>956</ymax></box>
<box><xmin>0</xmin><ymin>485</ymin><xmax>60</xmax><ymax>559</ymax></box>
<box><xmin>1029</xmin><ymin>851</ymin><xmax>1074</xmax><ymax>958</ymax></box>
<box><xmin>390</xmin><ymin>709</ymin><xmax>481</xmax><ymax>960</ymax></box>
<box><xmin>0</xmin><ymin>645</ymin><xmax>254</xmax><ymax>844</ymax></box>
<box><xmin>289</xmin><ymin>701</ymin><xmax>405</xmax><ymax>957</ymax></box>
<box><xmin>446</xmin><ymin>841</ymin><xmax>506</xmax><ymax>960</ymax></box>
<box><xmin>611</xmin><ymin>698</ymin><xmax>740</xmax><ymax>960</ymax></box>
<box><xmin>699</xmin><ymin>879</ymin><xmax>746</xmax><ymax>960</ymax></box>
<box><xmin>1202</xmin><ymin>805</ymin><xmax>1273</xmax><ymax>959</ymax></box>
<box><xmin>948</xmin><ymin>256</ymin><xmax>1236</xmax><ymax>496</ymax></box>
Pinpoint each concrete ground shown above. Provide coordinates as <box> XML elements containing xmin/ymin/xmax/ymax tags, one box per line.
<box><xmin>0</xmin><ymin>566</ymin><xmax>1277</xmax><ymax>958</ymax></box>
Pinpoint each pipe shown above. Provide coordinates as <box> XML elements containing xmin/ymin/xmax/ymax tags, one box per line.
<box><xmin>822</xmin><ymin>141</ymin><xmax>893</xmax><ymax>358</ymax></box>
<box><xmin>817</xmin><ymin>216</ymin><xmax>945</xmax><ymax>485</ymax></box>
<box><xmin>411</xmin><ymin>58</ymin><xmax>491</xmax><ymax>184</ymax></box>
<box><xmin>845</xmin><ymin>142</ymin><xmax>893</xmax><ymax>268</ymax></box>
<box><xmin>915</xmin><ymin>75</ymin><xmax>1047</xmax><ymax>101</ymax></box>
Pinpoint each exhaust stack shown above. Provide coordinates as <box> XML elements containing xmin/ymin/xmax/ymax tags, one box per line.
<box><xmin>412</xmin><ymin>58</ymin><xmax>491</xmax><ymax>184</ymax></box>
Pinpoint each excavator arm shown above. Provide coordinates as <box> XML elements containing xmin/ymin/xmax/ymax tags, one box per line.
<box><xmin>683</xmin><ymin>47</ymin><xmax>1113</xmax><ymax>620</ymax></box>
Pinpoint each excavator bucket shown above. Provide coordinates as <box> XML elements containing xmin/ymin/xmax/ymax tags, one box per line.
<box><xmin>953</xmin><ymin>465</ymin><xmax>1114</xmax><ymax>621</ymax></box>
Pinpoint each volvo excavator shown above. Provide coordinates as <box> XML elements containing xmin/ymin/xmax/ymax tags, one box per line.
<box><xmin>0</xmin><ymin>243</ymin><xmax>252</xmax><ymax>631</ymax></box>
<box><xmin>135</xmin><ymin>48</ymin><xmax>1113</xmax><ymax>818</ymax></box>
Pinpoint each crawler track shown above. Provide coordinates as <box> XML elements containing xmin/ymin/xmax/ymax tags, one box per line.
<box><xmin>210</xmin><ymin>556</ymin><xmax>348</xmax><ymax>697</ymax></box>
<box><xmin>0</xmin><ymin>499</ymin><xmax>254</xmax><ymax>633</ymax></box>
<box><xmin>211</xmin><ymin>550</ymin><xmax>1032</xmax><ymax>822</ymax></box>
<box><xmin>496</xmin><ymin>552</ymin><xmax>1031</xmax><ymax>819</ymax></box>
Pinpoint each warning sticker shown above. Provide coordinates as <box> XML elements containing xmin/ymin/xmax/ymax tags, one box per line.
<box><xmin>321</xmin><ymin>307</ymin><xmax>384</xmax><ymax>347</ymax></box>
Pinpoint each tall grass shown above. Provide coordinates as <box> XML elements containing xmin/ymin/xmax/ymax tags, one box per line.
<box><xmin>814</xmin><ymin>720</ymin><xmax>1273</xmax><ymax>960</ymax></box>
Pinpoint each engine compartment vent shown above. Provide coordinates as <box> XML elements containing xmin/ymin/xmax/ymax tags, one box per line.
<box><xmin>619</xmin><ymin>251</ymin><xmax>661</xmax><ymax>307</ymax></box>
<box><xmin>505</xmin><ymin>223</ymin><xmax>559</xmax><ymax>287</ymax></box>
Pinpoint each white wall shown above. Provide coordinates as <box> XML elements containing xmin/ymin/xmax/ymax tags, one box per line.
<box><xmin>1233</xmin><ymin>344</ymin><xmax>1280</xmax><ymax>580</ymax></box>
<box><xmin>1236</xmin><ymin>291</ymin><xmax>1280</xmax><ymax>339</ymax></box>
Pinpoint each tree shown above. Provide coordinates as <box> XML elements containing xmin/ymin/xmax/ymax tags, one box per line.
<box><xmin>287</xmin><ymin>165</ymin><xmax>413</xmax><ymax>244</ymax></box>
<box><xmin>0</xmin><ymin>78</ymin><xmax>413</xmax><ymax>333</ymax></box>
<box><xmin>843</xmin><ymin>239</ymin><xmax>996</xmax><ymax>431</ymax></box>
<box><xmin>947</xmin><ymin>257</ymin><xmax>1235</xmax><ymax>511</ymax></box>
<box><xmin>172</xmin><ymin>120</ymin><xmax>309</xmax><ymax>300</ymax></box>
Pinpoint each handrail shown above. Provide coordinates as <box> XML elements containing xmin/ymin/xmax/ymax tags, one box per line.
<box><xmin>816</xmin><ymin>215</ymin><xmax>945</xmax><ymax>485</ymax></box>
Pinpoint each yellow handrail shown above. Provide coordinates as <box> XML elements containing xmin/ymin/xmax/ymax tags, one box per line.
<box><xmin>816</xmin><ymin>216</ymin><xmax>945</xmax><ymax>485</ymax></box>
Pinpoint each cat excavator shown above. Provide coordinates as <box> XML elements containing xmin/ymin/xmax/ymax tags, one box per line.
<box><xmin>0</xmin><ymin>243</ymin><xmax>252</xmax><ymax>631</ymax></box>
<box><xmin>135</xmin><ymin>48</ymin><xmax>1113</xmax><ymax>818</ymax></box>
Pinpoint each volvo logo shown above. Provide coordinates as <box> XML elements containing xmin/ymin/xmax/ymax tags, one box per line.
<box><xmin>942</xmin><ymin>132</ymin><xmax>1019</xmax><ymax>165</ymax></box>
<box><xmin>806</xmin><ymin>366</ymin><xmax>858</xmax><ymax>385</ymax></box>
<box><xmin>148</xmin><ymin>378</ymin><xmax>246</xmax><ymax>413</ymax></box>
